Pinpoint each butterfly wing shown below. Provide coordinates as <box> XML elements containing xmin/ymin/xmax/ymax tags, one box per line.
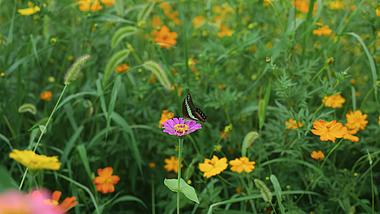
<box><xmin>182</xmin><ymin>92</ymin><xmax>198</xmax><ymax>121</ymax></box>
<box><xmin>194</xmin><ymin>107</ymin><xmax>207</xmax><ymax>122</ymax></box>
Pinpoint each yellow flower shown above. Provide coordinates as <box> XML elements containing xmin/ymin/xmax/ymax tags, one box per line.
<box><xmin>192</xmin><ymin>16</ymin><xmax>205</xmax><ymax>28</ymax></box>
<box><xmin>263</xmin><ymin>0</ymin><xmax>272</xmax><ymax>7</ymax></box>
<box><xmin>376</xmin><ymin>8</ymin><xmax>380</xmax><ymax>17</ymax></box>
<box><xmin>199</xmin><ymin>155</ymin><xmax>228</xmax><ymax>178</ymax></box>
<box><xmin>229</xmin><ymin>157</ymin><xmax>256</xmax><ymax>173</ymax></box>
<box><xmin>311</xmin><ymin>120</ymin><xmax>347</xmax><ymax>142</ymax></box>
<box><xmin>220</xmin><ymin>124</ymin><xmax>233</xmax><ymax>139</ymax></box>
<box><xmin>322</xmin><ymin>94</ymin><xmax>345</xmax><ymax>108</ymax></box>
<box><xmin>159</xmin><ymin>110</ymin><xmax>174</xmax><ymax>128</ymax></box>
<box><xmin>115</xmin><ymin>63</ymin><xmax>129</xmax><ymax>74</ymax></box>
<box><xmin>153</xmin><ymin>25</ymin><xmax>178</xmax><ymax>48</ymax></box>
<box><xmin>313</xmin><ymin>25</ymin><xmax>332</xmax><ymax>36</ymax></box>
<box><xmin>328</xmin><ymin>1</ymin><xmax>344</xmax><ymax>10</ymax></box>
<box><xmin>345</xmin><ymin>110</ymin><xmax>368</xmax><ymax>132</ymax></box>
<box><xmin>310</xmin><ymin>150</ymin><xmax>324</xmax><ymax>160</ymax></box>
<box><xmin>164</xmin><ymin>156</ymin><xmax>181</xmax><ymax>173</ymax></box>
<box><xmin>9</xmin><ymin>150</ymin><xmax>61</xmax><ymax>170</ymax></box>
<box><xmin>285</xmin><ymin>119</ymin><xmax>304</xmax><ymax>129</ymax></box>
<box><xmin>217</xmin><ymin>24</ymin><xmax>233</xmax><ymax>38</ymax></box>
<box><xmin>18</xmin><ymin>2</ymin><xmax>40</xmax><ymax>16</ymax></box>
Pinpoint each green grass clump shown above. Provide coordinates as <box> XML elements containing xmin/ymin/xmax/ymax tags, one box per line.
<box><xmin>0</xmin><ymin>0</ymin><xmax>379</xmax><ymax>213</ymax></box>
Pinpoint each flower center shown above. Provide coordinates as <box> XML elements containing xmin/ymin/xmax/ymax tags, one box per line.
<box><xmin>174</xmin><ymin>124</ymin><xmax>189</xmax><ymax>134</ymax></box>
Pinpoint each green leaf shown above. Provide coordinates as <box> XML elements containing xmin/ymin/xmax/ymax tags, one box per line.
<box><xmin>18</xmin><ymin>103</ymin><xmax>37</xmax><ymax>115</ymax></box>
<box><xmin>142</xmin><ymin>61</ymin><xmax>172</xmax><ymax>91</ymax></box>
<box><xmin>346</xmin><ymin>32</ymin><xmax>378</xmax><ymax>100</ymax></box>
<box><xmin>254</xmin><ymin>179</ymin><xmax>272</xmax><ymax>203</ymax></box>
<box><xmin>111</xmin><ymin>195</ymin><xmax>147</xmax><ymax>208</ymax></box>
<box><xmin>111</xmin><ymin>26</ymin><xmax>138</xmax><ymax>48</ymax></box>
<box><xmin>0</xmin><ymin>166</ymin><xmax>17</xmax><ymax>192</ymax></box>
<box><xmin>164</xmin><ymin>178</ymin><xmax>199</xmax><ymax>204</ymax></box>
<box><xmin>270</xmin><ymin>175</ymin><xmax>286</xmax><ymax>214</ymax></box>
<box><xmin>103</xmin><ymin>49</ymin><xmax>130</xmax><ymax>86</ymax></box>
<box><xmin>241</xmin><ymin>131</ymin><xmax>259</xmax><ymax>157</ymax></box>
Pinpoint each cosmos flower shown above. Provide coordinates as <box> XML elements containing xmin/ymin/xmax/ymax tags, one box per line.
<box><xmin>229</xmin><ymin>157</ymin><xmax>256</xmax><ymax>173</ymax></box>
<box><xmin>285</xmin><ymin>119</ymin><xmax>304</xmax><ymax>129</ymax></box>
<box><xmin>115</xmin><ymin>63</ymin><xmax>129</xmax><ymax>74</ymax></box>
<box><xmin>45</xmin><ymin>191</ymin><xmax>78</xmax><ymax>212</ymax></box>
<box><xmin>322</xmin><ymin>93</ymin><xmax>345</xmax><ymax>108</ymax></box>
<box><xmin>311</xmin><ymin>120</ymin><xmax>347</xmax><ymax>142</ymax></box>
<box><xmin>345</xmin><ymin>110</ymin><xmax>368</xmax><ymax>133</ymax></box>
<box><xmin>40</xmin><ymin>91</ymin><xmax>53</xmax><ymax>102</ymax></box>
<box><xmin>313</xmin><ymin>25</ymin><xmax>333</xmax><ymax>37</ymax></box>
<box><xmin>217</xmin><ymin>24</ymin><xmax>233</xmax><ymax>38</ymax></box>
<box><xmin>164</xmin><ymin>156</ymin><xmax>181</xmax><ymax>173</ymax></box>
<box><xmin>310</xmin><ymin>150</ymin><xmax>325</xmax><ymax>160</ymax></box>
<box><xmin>9</xmin><ymin>150</ymin><xmax>61</xmax><ymax>170</ymax></box>
<box><xmin>153</xmin><ymin>25</ymin><xmax>178</xmax><ymax>48</ymax></box>
<box><xmin>192</xmin><ymin>16</ymin><xmax>205</xmax><ymax>28</ymax></box>
<box><xmin>0</xmin><ymin>190</ymin><xmax>63</xmax><ymax>214</ymax></box>
<box><xmin>199</xmin><ymin>156</ymin><xmax>228</xmax><ymax>178</ymax></box>
<box><xmin>162</xmin><ymin>118</ymin><xmax>202</xmax><ymax>137</ymax></box>
<box><xmin>93</xmin><ymin>167</ymin><xmax>120</xmax><ymax>194</ymax></box>
<box><xmin>159</xmin><ymin>110</ymin><xmax>174</xmax><ymax>128</ymax></box>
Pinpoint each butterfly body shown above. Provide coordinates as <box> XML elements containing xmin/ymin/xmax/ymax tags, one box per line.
<box><xmin>182</xmin><ymin>92</ymin><xmax>207</xmax><ymax>122</ymax></box>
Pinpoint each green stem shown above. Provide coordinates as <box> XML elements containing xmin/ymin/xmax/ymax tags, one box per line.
<box><xmin>18</xmin><ymin>85</ymin><xmax>68</xmax><ymax>190</ymax></box>
<box><xmin>177</xmin><ymin>138</ymin><xmax>183</xmax><ymax>214</ymax></box>
<box><xmin>321</xmin><ymin>139</ymin><xmax>343</xmax><ymax>169</ymax></box>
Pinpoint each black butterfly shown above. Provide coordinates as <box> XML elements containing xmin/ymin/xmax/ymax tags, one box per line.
<box><xmin>182</xmin><ymin>91</ymin><xmax>207</xmax><ymax>122</ymax></box>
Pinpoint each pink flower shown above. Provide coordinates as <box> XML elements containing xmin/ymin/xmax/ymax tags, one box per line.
<box><xmin>162</xmin><ymin>118</ymin><xmax>202</xmax><ymax>137</ymax></box>
<box><xmin>0</xmin><ymin>190</ymin><xmax>63</xmax><ymax>214</ymax></box>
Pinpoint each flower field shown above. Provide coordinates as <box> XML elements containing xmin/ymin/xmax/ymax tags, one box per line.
<box><xmin>0</xmin><ymin>0</ymin><xmax>380</xmax><ymax>213</ymax></box>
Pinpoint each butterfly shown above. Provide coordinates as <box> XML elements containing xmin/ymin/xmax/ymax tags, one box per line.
<box><xmin>182</xmin><ymin>91</ymin><xmax>207</xmax><ymax>122</ymax></box>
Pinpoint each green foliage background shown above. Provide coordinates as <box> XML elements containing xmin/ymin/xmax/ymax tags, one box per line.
<box><xmin>0</xmin><ymin>0</ymin><xmax>379</xmax><ymax>213</ymax></box>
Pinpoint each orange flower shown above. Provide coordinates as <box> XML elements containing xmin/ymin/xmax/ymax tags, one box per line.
<box><xmin>151</xmin><ymin>16</ymin><xmax>162</xmax><ymax>28</ymax></box>
<box><xmin>310</xmin><ymin>150</ymin><xmax>324</xmax><ymax>160</ymax></box>
<box><xmin>285</xmin><ymin>119</ymin><xmax>304</xmax><ymax>129</ymax></box>
<box><xmin>93</xmin><ymin>167</ymin><xmax>120</xmax><ymax>194</ymax></box>
<box><xmin>159</xmin><ymin>110</ymin><xmax>174</xmax><ymax>128</ymax></box>
<box><xmin>313</xmin><ymin>25</ymin><xmax>332</xmax><ymax>36</ymax></box>
<box><xmin>77</xmin><ymin>0</ymin><xmax>102</xmax><ymax>12</ymax></box>
<box><xmin>345</xmin><ymin>110</ymin><xmax>368</xmax><ymax>132</ymax></box>
<box><xmin>153</xmin><ymin>25</ymin><xmax>177</xmax><ymax>48</ymax></box>
<box><xmin>45</xmin><ymin>191</ymin><xmax>78</xmax><ymax>212</ymax></box>
<box><xmin>322</xmin><ymin>94</ymin><xmax>345</xmax><ymax>108</ymax></box>
<box><xmin>164</xmin><ymin>156</ymin><xmax>181</xmax><ymax>173</ymax></box>
<box><xmin>159</xmin><ymin>2</ymin><xmax>172</xmax><ymax>13</ymax></box>
<box><xmin>293</xmin><ymin>0</ymin><xmax>317</xmax><ymax>14</ymax></box>
<box><xmin>167</xmin><ymin>11</ymin><xmax>181</xmax><ymax>25</ymax></box>
<box><xmin>40</xmin><ymin>91</ymin><xmax>53</xmax><ymax>101</ymax></box>
<box><xmin>77</xmin><ymin>0</ymin><xmax>114</xmax><ymax>12</ymax></box>
<box><xmin>217</xmin><ymin>24</ymin><xmax>233</xmax><ymax>38</ymax></box>
<box><xmin>192</xmin><ymin>16</ymin><xmax>205</xmax><ymax>28</ymax></box>
<box><xmin>311</xmin><ymin>120</ymin><xmax>347</xmax><ymax>142</ymax></box>
<box><xmin>101</xmin><ymin>0</ymin><xmax>115</xmax><ymax>7</ymax></box>
<box><xmin>115</xmin><ymin>63</ymin><xmax>129</xmax><ymax>74</ymax></box>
